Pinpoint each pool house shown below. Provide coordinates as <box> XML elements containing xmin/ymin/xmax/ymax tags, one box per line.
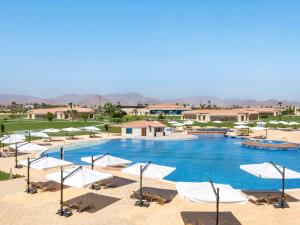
<box><xmin>121</xmin><ymin>120</ymin><xmax>166</xmax><ymax>137</ymax></box>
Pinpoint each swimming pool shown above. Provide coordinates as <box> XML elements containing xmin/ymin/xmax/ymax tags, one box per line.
<box><xmin>46</xmin><ymin>135</ymin><xmax>300</xmax><ymax>190</ymax></box>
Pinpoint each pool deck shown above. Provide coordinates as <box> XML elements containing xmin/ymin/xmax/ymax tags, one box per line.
<box><xmin>1</xmin><ymin>132</ymin><xmax>300</xmax><ymax>225</ymax></box>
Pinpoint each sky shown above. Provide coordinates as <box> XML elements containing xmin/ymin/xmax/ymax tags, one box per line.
<box><xmin>0</xmin><ymin>0</ymin><xmax>300</xmax><ymax>101</ymax></box>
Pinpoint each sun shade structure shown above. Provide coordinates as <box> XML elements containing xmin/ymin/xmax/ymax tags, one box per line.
<box><xmin>176</xmin><ymin>182</ymin><xmax>247</xmax><ymax>204</ymax></box>
<box><xmin>46</xmin><ymin>166</ymin><xmax>112</xmax><ymax>216</ymax></box>
<box><xmin>234</xmin><ymin>122</ymin><xmax>249</xmax><ymax>125</ymax></box>
<box><xmin>43</xmin><ymin>128</ymin><xmax>61</xmax><ymax>133</ymax></box>
<box><xmin>30</xmin><ymin>131</ymin><xmax>49</xmax><ymax>138</ymax></box>
<box><xmin>240</xmin><ymin>162</ymin><xmax>300</xmax><ymax>208</ymax></box>
<box><xmin>213</xmin><ymin>121</ymin><xmax>223</xmax><ymax>124</ymax></box>
<box><xmin>19</xmin><ymin>156</ymin><xmax>73</xmax><ymax>193</ymax></box>
<box><xmin>84</xmin><ymin>126</ymin><xmax>101</xmax><ymax>131</ymax></box>
<box><xmin>9</xmin><ymin>142</ymin><xmax>47</xmax><ymax>152</ymax></box>
<box><xmin>81</xmin><ymin>153</ymin><xmax>132</xmax><ymax>170</ymax></box>
<box><xmin>176</xmin><ymin>180</ymin><xmax>247</xmax><ymax>225</ymax></box>
<box><xmin>62</xmin><ymin>127</ymin><xmax>81</xmax><ymax>132</ymax></box>
<box><xmin>122</xmin><ymin>162</ymin><xmax>176</xmax><ymax>207</ymax></box>
<box><xmin>0</xmin><ymin>134</ymin><xmax>25</xmax><ymax>144</ymax></box>
<box><xmin>234</xmin><ymin>125</ymin><xmax>249</xmax><ymax>129</ymax></box>
<box><xmin>269</xmin><ymin>121</ymin><xmax>280</xmax><ymax>124</ymax></box>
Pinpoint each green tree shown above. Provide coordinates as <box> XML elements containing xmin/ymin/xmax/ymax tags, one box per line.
<box><xmin>158</xmin><ymin>113</ymin><xmax>165</xmax><ymax>121</ymax></box>
<box><xmin>46</xmin><ymin>112</ymin><xmax>54</xmax><ymax>122</ymax></box>
<box><xmin>103</xmin><ymin>102</ymin><xmax>115</xmax><ymax>115</ymax></box>
<box><xmin>0</xmin><ymin>123</ymin><xmax>5</xmax><ymax>133</ymax></box>
<box><xmin>81</xmin><ymin>114</ymin><xmax>89</xmax><ymax>123</ymax></box>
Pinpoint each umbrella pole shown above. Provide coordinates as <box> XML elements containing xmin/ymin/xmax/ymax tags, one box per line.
<box><xmin>139</xmin><ymin>165</ymin><xmax>143</xmax><ymax>204</ymax></box>
<box><xmin>27</xmin><ymin>157</ymin><xmax>30</xmax><ymax>193</ymax></box>
<box><xmin>281</xmin><ymin>167</ymin><xmax>285</xmax><ymax>208</ymax></box>
<box><xmin>216</xmin><ymin>188</ymin><xmax>219</xmax><ymax>225</ymax></box>
<box><xmin>15</xmin><ymin>143</ymin><xmax>18</xmax><ymax>168</ymax></box>
<box><xmin>60</xmin><ymin>166</ymin><xmax>63</xmax><ymax>216</ymax></box>
<box><xmin>91</xmin><ymin>155</ymin><xmax>94</xmax><ymax>170</ymax></box>
<box><xmin>60</xmin><ymin>147</ymin><xmax>64</xmax><ymax>160</ymax></box>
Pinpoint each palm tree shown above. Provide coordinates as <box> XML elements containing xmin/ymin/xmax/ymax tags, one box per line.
<box><xmin>278</xmin><ymin>101</ymin><xmax>282</xmax><ymax>120</ymax></box>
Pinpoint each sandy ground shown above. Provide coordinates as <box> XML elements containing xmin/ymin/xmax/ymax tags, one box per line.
<box><xmin>0</xmin><ymin>132</ymin><xmax>300</xmax><ymax>225</ymax></box>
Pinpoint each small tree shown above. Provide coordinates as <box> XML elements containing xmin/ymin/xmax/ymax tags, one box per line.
<box><xmin>158</xmin><ymin>113</ymin><xmax>165</xmax><ymax>121</ymax></box>
<box><xmin>46</xmin><ymin>112</ymin><xmax>54</xmax><ymax>122</ymax></box>
<box><xmin>81</xmin><ymin>114</ymin><xmax>89</xmax><ymax>123</ymax></box>
<box><xmin>0</xmin><ymin>123</ymin><xmax>5</xmax><ymax>133</ymax></box>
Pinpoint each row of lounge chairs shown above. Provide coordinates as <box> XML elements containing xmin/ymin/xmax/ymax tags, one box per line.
<box><xmin>248</xmin><ymin>193</ymin><xmax>287</xmax><ymax>205</ymax></box>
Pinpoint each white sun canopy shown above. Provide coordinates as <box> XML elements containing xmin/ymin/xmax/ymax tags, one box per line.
<box><xmin>62</xmin><ymin>127</ymin><xmax>81</xmax><ymax>132</ymax></box>
<box><xmin>122</xmin><ymin>163</ymin><xmax>175</xmax><ymax>179</ymax></box>
<box><xmin>19</xmin><ymin>156</ymin><xmax>73</xmax><ymax>170</ymax></box>
<box><xmin>43</xmin><ymin>128</ymin><xmax>61</xmax><ymax>133</ymax></box>
<box><xmin>250</xmin><ymin>127</ymin><xmax>267</xmax><ymax>131</ymax></box>
<box><xmin>240</xmin><ymin>163</ymin><xmax>300</xmax><ymax>179</ymax></box>
<box><xmin>9</xmin><ymin>142</ymin><xmax>47</xmax><ymax>152</ymax></box>
<box><xmin>0</xmin><ymin>134</ymin><xmax>26</xmax><ymax>144</ymax></box>
<box><xmin>213</xmin><ymin>121</ymin><xmax>223</xmax><ymax>124</ymax></box>
<box><xmin>176</xmin><ymin>182</ymin><xmax>248</xmax><ymax>204</ymax></box>
<box><xmin>81</xmin><ymin>154</ymin><xmax>132</xmax><ymax>167</ymax></box>
<box><xmin>30</xmin><ymin>131</ymin><xmax>49</xmax><ymax>138</ymax></box>
<box><xmin>46</xmin><ymin>167</ymin><xmax>113</xmax><ymax>188</ymax></box>
<box><xmin>234</xmin><ymin>122</ymin><xmax>249</xmax><ymax>125</ymax></box>
<box><xmin>234</xmin><ymin>125</ymin><xmax>249</xmax><ymax>129</ymax></box>
<box><xmin>289</xmin><ymin>122</ymin><xmax>300</xmax><ymax>126</ymax></box>
<box><xmin>84</xmin><ymin>126</ymin><xmax>101</xmax><ymax>131</ymax></box>
<box><xmin>269</xmin><ymin>121</ymin><xmax>279</xmax><ymax>125</ymax></box>
<box><xmin>183</xmin><ymin>120</ymin><xmax>193</xmax><ymax>125</ymax></box>
<box><xmin>168</xmin><ymin>121</ymin><xmax>179</xmax><ymax>124</ymax></box>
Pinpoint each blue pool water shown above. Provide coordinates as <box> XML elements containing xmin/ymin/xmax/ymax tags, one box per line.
<box><xmin>46</xmin><ymin>135</ymin><xmax>300</xmax><ymax>190</ymax></box>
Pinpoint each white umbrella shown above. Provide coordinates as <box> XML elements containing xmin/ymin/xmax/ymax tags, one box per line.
<box><xmin>234</xmin><ymin>125</ymin><xmax>249</xmax><ymax>129</ymax></box>
<box><xmin>43</xmin><ymin>128</ymin><xmax>61</xmax><ymax>133</ymax></box>
<box><xmin>256</xmin><ymin>121</ymin><xmax>266</xmax><ymax>127</ymax></box>
<box><xmin>19</xmin><ymin>156</ymin><xmax>73</xmax><ymax>193</ymax></box>
<box><xmin>176</xmin><ymin>180</ymin><xmax>247</xmax><ymax>225</ymax></box>
<box><xmin>176</xmin><ymin>182</ymin><xmax>247</xmax><ymax>204</ymax></box>
<box><xmin>122</xmin><ymin>162</ymin><xmax>176</xmax><ymax>207</ymax></box>
<box><xmin>173</xmin><ymin>122</ymin><xmax>184</xmax><ymax>127</ymax></box>
<box><xmin>62</xmin><ymin>127</ymin><xmax>81</xmax><ymax>132</ymax></box>
<box><xmin>198</xmin><ymin>121</ymin><xmax>208</xmax><ymax>123</ymax></box>
<box><xmin>279</xmin><ymin>121</ymin><xmax>289</xmax><ymax>125</ymax></box>
<box><xmin>30</xmin><ymin>131</ymin><xmax>49</xmax><ymax>138</ymax></box>
<box><xmin>168</xmin><ymin>121</ymin><xmax>179</xmax><ymax>124</ymax></box>
<box><xmin>9</xmin><ymin>142</ymin><xmax>47</xmax><ymax>152</ymax></box>
<box><xmin>289</xmin><ymin>122</ymin><xmax>300</xmax><ymax>126</ymax></box>
<box><xmin>0</xmin><ymin>134</ymin><xmax>25</xmax><ymax>144</ymax></box>
<box><xmin>47</xmin><ymin>166</ymin><xmax>112</xmax><ymax>216</ymax></box>
<box><xmin>269</xmin><ymin>121</ymin><xmax>279</xmax><ymax>125</ymax></box>
<box><xmin>234</xmin><ymin>122</ymin><xmax>249</xmax><ymax>125</ymax></box>
<box><xmin>122</xmin><ymin>162</ymin><xmax>175</xmax><ymax>179</ymax></box>
<box><xmin>20</xmin><ymin>156</ymin><xmax>73</xmax><ymax>170</ymax></box>
<box><xmin>240</xmin><ymin>162</ymin><xmax>300</xmax><ymax>208</ymax></box>
<box><xmin>84</xmin><ymin>126</ymin><xmax>101</xmax><ymax>131</ymax></box>
<box><xmin>81</xmin><ymin>154</ymin><xmax>132</xmax><ymax>169</ymax></box>
<box><xmin>183</xmin><ymin>120</ymin><xmax>193</xmax><ymax>125</ymax></box>
<box><xmin>213</xmin><ymin>121</ymin><xmax>223</xmax><ymax>124</ymax></box>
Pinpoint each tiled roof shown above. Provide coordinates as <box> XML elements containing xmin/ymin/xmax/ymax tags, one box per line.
<box><xmin>146</xmin><ymin>104</ymin><xmax>187</xmax><ymax>110</ymax></box>
<box><xmin>27</xmin><ymin>107</ymin><xmax>94</xmax><ymax>114</ymax></box>
<box><xmin>121</xmin><ymin>120</ymin><xmax>166</xmax><ymax>128</ymax></box>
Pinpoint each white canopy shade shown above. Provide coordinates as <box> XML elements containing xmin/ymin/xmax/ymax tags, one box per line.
<box><xmin>30</xmin><ymin>131</ymin><xmax>49</xmax><ymax>138</ymax></box>
<box><xmin>0</xmin><ymin>134</ymin><xmax>26</xmax><ymax>144</ymax></box>
<box><xmin>269</xmin><ymin>121</ymin><xmax>280</xmax><ymax>125</ymax></box>
<box><xmin>84</xmin><ymin>126</ymin><xmax>101</xmax><ymax>131</ymax></box>
<box><xmin>81</xmin><ymin>154</ymin><xmax>132</xmax><ymax>167</ymax></box>
<box><xmin>122</xmin><ymin>163</ymin><xmax>175</xmax><ymax>179</ymax></box>
<box><xmin>279</xmin><ymin>121</ymin><xmax>289</xmax><ymax>125</ymax></box>
<box><xmin>240</xmin><ymin>163</ymin><xmax>300</xmax><ymax>179</ymax></box>
<box><xmin>46</xmin><ymin>167</ymin><xmax>113</xmax><ymax>188</ymax></box>
<box><xmin>62</xmin><ymin>127</ymin><xmax>81</xmax><ymax>132</ymax></box>
<box><xmin>213</xmin><ymin>121</ymin><xmax>223</xmax><ymax>124</ymax></box>
<box><xmin>176</xmin><ymin>182</ymin><xmax>248</xmax><ymax>204</ymax></box>
<box><xmin>9</xmin><ymin>142</ymin><xmax>47</xmax><ymax>152</ymax></box>
<box><xmin>173</xmin><ymin>122</ymin><xmax>184</xmax><ymax>127</ymax></box>
<box><xmin>43</xmin><ymin>128</ymin><xmax>61</xmax><ymax>133</ymax></box>
<box><xmin>19</xmin><ymin>156</ymin><xmax>73</xmax><ymax>170</ymax></box>
<box><xmin>234</xmin><ymin>122</ymin><xmax>248</xmax><ymax>125</ymax></box>
<box><xmin>250</xmin><ymin>127</ymin><xmax>267</xmax><ymax>131</ymax></box>
<box><xmin>183</xmin><ymin>120</ymin><xmax>193</xmax><ymax>125</ymax></box>
<box><xmin>168</xmin><ymin>121</ymin><xmax>179</xmax><ymax>124</ymax></box>
<box><xmin>234</xmin><ymin>125</ymin><xmax>249</xmax><ymax>129</ymax></box>
<box><xmin>289</xmin><ymin>122</ymin><xmax>300</xmax><ymax>126</ymax></box>
<box><xmin>198</xmin><ymin>121</ymin><xmax>208</xmax><ymax>123</ymax></box>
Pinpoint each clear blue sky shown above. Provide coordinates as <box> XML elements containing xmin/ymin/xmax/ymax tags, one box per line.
<box><xmin>0</xmin><ymin>0</ymin><xmax>299</xmax><ymax>100</ymax></box>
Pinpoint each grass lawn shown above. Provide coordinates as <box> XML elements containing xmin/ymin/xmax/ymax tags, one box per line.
<box><xmin>0</xmin><ymin>170</ymin><xmax>23</xmax><ymax>180</ymax></box>
<box><xmin>0</xmin><ymin>119</ymin><xmax>103</xmax><ymax>133</ymax></box>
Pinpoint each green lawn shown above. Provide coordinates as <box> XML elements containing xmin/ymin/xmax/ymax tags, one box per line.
<box><xmin>0</xmin><ymin>170</ymin><xmax>23</xmax><ymax>180</ymax></box>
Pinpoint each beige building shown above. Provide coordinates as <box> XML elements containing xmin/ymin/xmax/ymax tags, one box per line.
<box><xmin>121</xmin><ymin>120</ymin><xmax>166</xmax><ymax>137</ymax></box>
<box><xmin>182</xmin><ymin>108</ymin><xmax>281</xmax><ymax>122</ymax></box>
<box><xmin>27</xmin><ymin>107</ymin><xmax>95</xmax><ymax>120</ymax></box>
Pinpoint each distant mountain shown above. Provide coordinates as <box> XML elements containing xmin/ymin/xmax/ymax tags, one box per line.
<box><xmin>0</xmin><ymin>93</ymin><xmax>298</xmax><ymax>107</ymax></box>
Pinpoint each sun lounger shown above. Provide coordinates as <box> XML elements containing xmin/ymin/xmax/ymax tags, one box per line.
<box><xmin>248</xmin><ymin>195</ymin><xmax>267</xmax><ymax>205</ymax></box>
<box><xmin>63</xmin><ymin>201</ymin><xmax>94</xmax><ymax>213</ymax></box>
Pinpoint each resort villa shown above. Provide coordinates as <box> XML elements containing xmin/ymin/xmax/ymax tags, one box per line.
<box><xmin>182</xmin><ymin>108</ymin><xmax>281</xmax><ymax>122</ymax></box>
<box><xmin>27</xmin><ymin>106</ymin><xmax>95</xmax><ymax>120</ymax></box>
<box><xmin>121</xmin><ymin>104</ymin><xmax>189</xmax><ymax>116</ymax></box>
<box><xmin>121</xmin><ymin>120</ymin><xmax>166</xmax><ymax>137</ymax></box>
